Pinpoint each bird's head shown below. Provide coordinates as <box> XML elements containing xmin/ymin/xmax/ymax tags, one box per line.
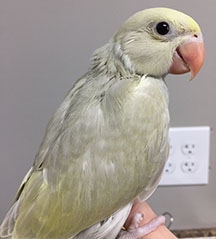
<box><xmin>113</xmin><ymin>7</ymin><xmax>204</xmax><ymax>79</ymax></box>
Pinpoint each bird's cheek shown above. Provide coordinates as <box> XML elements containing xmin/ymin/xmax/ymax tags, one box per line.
<box><xmin>168</xmin><ymin>34</ymin><xmax>205</xmax><ymax>80</ymax></box>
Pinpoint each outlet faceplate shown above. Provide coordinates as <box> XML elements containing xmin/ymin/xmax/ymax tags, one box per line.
<box><xmin>159</xmin><ymin>127</ymin><xmax>210</xmax><ymax>186</ymax></box>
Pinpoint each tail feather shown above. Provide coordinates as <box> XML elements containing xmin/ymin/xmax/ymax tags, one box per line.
<box><xmin>0</xmin><ymin>199</ymin><xmax>20</xmax><ymax>239</ymax></box>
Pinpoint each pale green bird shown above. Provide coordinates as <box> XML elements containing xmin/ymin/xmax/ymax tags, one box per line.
<box><xmin>0</xmin><ymin>7</ymin><xmax>204</xmax><ymax>239</ymax></box>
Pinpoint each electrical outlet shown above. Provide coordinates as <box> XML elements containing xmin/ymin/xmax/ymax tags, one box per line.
<box><xmin>159</xmin><ymin>126</ymin><xmax>210</xmax><ymax>186</ymax></box>
<box><xmin>163</xmin><ymin>160</ymin><xmax>175</xmax><ymax>174</ymax></box>
<box><xmin>181</xmin><ymin>160</ymin><xmax>198</xmax><ymax>173</ymax></box>
<box><xmin>181</xmin><ymin>143</ymin><xmax>196</xmax><ymax>157</ymax></box>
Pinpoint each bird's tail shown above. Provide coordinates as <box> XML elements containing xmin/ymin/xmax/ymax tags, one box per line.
<box><xmin>0</xmin><ymin>199</ymin><xmax>20</xmax><ymax>239</ymax></box>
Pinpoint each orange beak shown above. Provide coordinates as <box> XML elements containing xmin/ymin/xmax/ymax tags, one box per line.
<box><xmin>168</xmin><ymin>34</ymin><xmax>205</xmax><ymax>80</ymax></box>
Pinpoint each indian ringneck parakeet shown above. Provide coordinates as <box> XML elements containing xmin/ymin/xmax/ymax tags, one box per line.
<box><xmin>0</xmin><ymin>7</ymin><xmax>204</xmax><ymax>239</ymax></box>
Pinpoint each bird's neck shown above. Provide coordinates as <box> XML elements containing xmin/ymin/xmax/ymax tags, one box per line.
<box><xmin>88</xmin><ymin>41</ymin><xmax>136</xmax><ymax>79</ymax></box>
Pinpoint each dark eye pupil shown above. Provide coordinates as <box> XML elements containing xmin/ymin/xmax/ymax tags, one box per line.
<box><xmin>156</xmin><ymin>22</ymin><xmax>170</xmax><ymax>35</ymax></box>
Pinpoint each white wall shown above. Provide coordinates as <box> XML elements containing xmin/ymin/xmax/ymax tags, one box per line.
<box><xmin>0</xmin><ymin>0</ymin><xmax>215</xmax><ymax>230</ymax></box>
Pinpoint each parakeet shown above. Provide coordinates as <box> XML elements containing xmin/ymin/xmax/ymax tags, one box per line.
<box><xmin>0</xmin><ymin>7</ymin><xmax>204</xmax><ymax>239</ymax></box>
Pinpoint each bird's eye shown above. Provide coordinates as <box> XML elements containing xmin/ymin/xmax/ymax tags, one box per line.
<box><xmin>156</xmin><ymin>22</ymin><xmax>170</xmax><ymax>35</ymax></box>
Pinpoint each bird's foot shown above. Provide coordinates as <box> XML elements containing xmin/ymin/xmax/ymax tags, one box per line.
<box><xmin>117</xmin><ymin>213</ymin><xmax>165</xmax><ymax>239</ymax></box>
